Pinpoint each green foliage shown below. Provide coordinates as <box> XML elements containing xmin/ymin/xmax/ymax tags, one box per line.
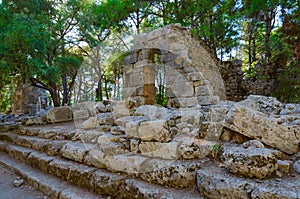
<box><xmin>156</xmin><ymin>91</ymin><xmax>168</xmax><ymax>107</ymax></box>
<box><xmin>273</xmin><ymin>66</ymin><xmax>300</xmax><ymax>103</ymax></box>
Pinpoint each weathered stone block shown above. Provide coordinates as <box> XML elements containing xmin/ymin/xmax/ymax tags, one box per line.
<box><xmin>80</xmin><ymin>117</ymin><xmax>98</xmax><ymax>130</ymax></box>
<box><xmin>46</xmin><ymin>106</ymin><xmax>73</xmax><ymax>123</ymax></box>
<box><xmin>60</xmin><ymin>142</ymin><xmax>90</xmax><ymax>163</ymax></box>
<box><xmin>168</xmin><ymin>82</ymin><xmax>194</xmax><ymax>97</ymax></box>
<box><xmin>221</xmin><ymin>146</ymin><xmax>279</xmax><ymax>179</ymax></box>
<box><xmin>73</xmin><ymin>110</ymin><xmax>89</xmax><ymax>120</ymax></box>
<box><xmin>97</xmin><ymin>113</ymin><xmax>114</xmax><ymax>125</ymax></box>
<box><xmin>225</xmin><ymin>106</ymin><xmax>300</xmax><ymax>154</ymax></box>
<box><xmin>125</xmin><ymin>121</ymin><xmax>140</xmax><ymax>139</ymax></box>
<box><xmin>139</xmin><ymin>141</ymin><xmax>178</xmax><ymax>159</ymax></box>
<box><xmin>138</xmin><ymin>120</ymin><xmax>174</xmax><ymax>142</ymax></box>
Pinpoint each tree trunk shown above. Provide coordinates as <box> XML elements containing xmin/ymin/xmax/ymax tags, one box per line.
<box><xmin>97</xmin><ymin>78</ymin><xmax>103</xmax><ymax>101</ymax></box>
<box><xmin>62</xmin><ymin>72</ymin><xmax>68</xmax><ymax>105</ymax></box>
<box><xmin>49</xmin><ymin>81</ymin><xmax>60</xmax><ymax>107</ymax></box>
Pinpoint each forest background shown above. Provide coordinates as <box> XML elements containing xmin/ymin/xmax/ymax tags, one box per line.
<box><xmin>0</xmin><ymin>0</ymin><xmax>299</xmax><ymax>112</ymax></box>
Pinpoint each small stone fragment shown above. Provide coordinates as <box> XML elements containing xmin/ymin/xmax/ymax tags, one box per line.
<box><xmin>13</xmin><ymin>178</ymin><xmax>24</xmax><ymax>187</ymax></box>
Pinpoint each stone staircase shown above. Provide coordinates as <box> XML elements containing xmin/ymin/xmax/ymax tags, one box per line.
<box><xmin>0</xmin><ymin>97</ymin><xmax>300</xmax><ymax>199</ymax></box>
<box><xmin>0</xmin><ymin>123</ymin><xmax>202</xmax><ymax>199</ymax></box>
<box><xmin>1</xmin><ymin>122</ymin><xmax>299</xmax><ymax>199</ymax></box>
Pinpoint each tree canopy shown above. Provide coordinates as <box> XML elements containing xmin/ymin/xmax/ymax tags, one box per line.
<box><xmin>0</xmin><ymin>0</ymin><xmax>299</xmax><ymax>112</ymax></box>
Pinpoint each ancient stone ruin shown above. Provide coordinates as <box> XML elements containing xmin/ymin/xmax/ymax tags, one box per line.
<box><xmin>12</xmin><ymin>83</ymin><xmax>47</xmax><ymax>114</ymax></box>
<box><xmin>123</xmin><ymin>24</ymin><xmax>226</xmax><ymax>107</ymax></box>
<box><xmin>0</xmin><ymin>25</ymin><xmax>299</xmax><ymax>198</ymax></box>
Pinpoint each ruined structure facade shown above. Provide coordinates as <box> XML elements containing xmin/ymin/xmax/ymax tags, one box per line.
<box><xmin>12</xmin><ymin>83</ymin><xmax>47</xmax><ymax>114</ymax></box>
<box><xmin>123</xmin><ymin>24</ymin><xmax>226</xmax><ymax>108</ymax></box>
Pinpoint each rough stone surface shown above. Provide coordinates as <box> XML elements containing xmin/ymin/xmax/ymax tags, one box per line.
<box><xmin>277</xmin><ymin>160</ymin><xmax>291</xmax><ymax>174</ymax></box>
<box><xmin>60</xmin><ymin>142</ymin><xmax>90</xmax><ymax>163</ymax></box>
<box><xmin>72</xmin><ymin>101</ymin><xmax>96</xmax><ymax>116</ymax></box>
<box><xmin>123</xmin><ymin>24</ymin><xmax>226</xmax><ymax>107</ymax></box>
<box><xmin>221</xmin><ymin>146</ymin><xmax>279</xmax><ymax>179</ymax></box>
<box><xmin>293</xmin><ymin>160</ymin><xmax>300</xmax><ymax>174</ymax></box>
<box><xmin>73</xmin><ymin>110</ymin><xmax>90</xmax><ymax>120</ymax></box>
<box><xmin>80</xmin><ymin>117</ymin><xmax>98</xmax><ymax>130</ymax></box>
<box><xmin>225</xmin><ymin>105</ymin><xmax>300</xmax><ymax>154</ymax></box>
<box><xmin>139</xmin><ymin>141</ymin><xmax>178</xmax><ymax>159</ymax></box>
<box><xmin>241</xmin><ymin>140</ymin><xmax>265</xmax><ymax>148</ymax></box>
<box><xmin>46</xmin><ymin>106</ymin><xmax>73</xmax><ymax>123</ymax></box>
<box><xmin>197</xmin><ymin>168</ymin><xmax>300</xmax><ymax>199</ymax></box>
<box><xmin>112</xmin><ymin>100</ymin><xmax>135</xmax><ymax>119</ymax></box>
<box><xmin>134</xmin><ymin>105</ymin><xmax>168</xmax><ymax>119</ymax></box>
<box><xmin>138</xmin><ymin>119</ymin><xmax>174</xmax><ymax>142</ymax></box>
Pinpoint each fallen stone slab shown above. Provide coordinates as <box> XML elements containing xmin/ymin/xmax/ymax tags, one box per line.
<box><xmin>225</xmin><ymin>105</ymin><xmax>300</xmax><ymax>154</ymax></box>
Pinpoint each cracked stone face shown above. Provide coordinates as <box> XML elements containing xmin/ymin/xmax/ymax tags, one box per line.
<box><xmin>221</xmin><ymin>146</ymin><xmax>279</xmax><ymax>179</ymax></box>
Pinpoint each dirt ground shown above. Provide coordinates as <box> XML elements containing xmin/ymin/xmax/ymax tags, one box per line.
<box><xmin>0</xmin><ymin>163</ymin><xmax>48</xmax><ymax>199</ymax></box>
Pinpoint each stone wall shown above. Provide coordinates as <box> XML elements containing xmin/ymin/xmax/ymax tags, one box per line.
<box><xmin>12</xmin><ymin>83</ymin><xmax>47</xmax><ymax>114</ymax></box>
<box><xmin>123</xmin><ymin>24</ymin><xmax>226</xmax><ymax>108</ymax></box>
<box><xmin>220</xmin><ymin>60</ymin><xmax>276</xmax><ymax>101</ymax></box>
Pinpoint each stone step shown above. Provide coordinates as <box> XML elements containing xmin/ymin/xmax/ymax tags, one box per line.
<box><xmin>0</xmin><ymin>141</ymin><xmax>200</xmax><ymax>198</ymax></box>
<box><xmin>0</xmin><ymin>152</ymin><xmax>103</xmax><ymax>199</ymax></box>
<box><xmin>0</xmin><ymin>129</ymin><xmax>206</xmax><ymax>189</ymax></box>
<box><xmin>0</xmin><ymin>131</ymin><xmax>67</xmax><ymax>156</ymax></box>
<box><xmin>196</xmin><ymin>164</ymin><xmax>300</xmax><ymax>199</ymax></box>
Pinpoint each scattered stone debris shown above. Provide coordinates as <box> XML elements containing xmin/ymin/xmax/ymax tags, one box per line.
<box><xmin>13</xmin><ymin>177</ymin><xmax>24</xmax><ymax>187</ymax></box>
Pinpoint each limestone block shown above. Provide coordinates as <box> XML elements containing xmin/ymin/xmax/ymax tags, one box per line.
<box><xmin>169</xmin><ymin>43</ymin><xmax>186</xmax><ymax>52</ymax></box>
<box><xmin>122</xmin><ymin>87</ymin><xmax>137</xmax><ymax>99</ymax></box>
<box><xmin>115</xmin><ymin>116</ymin><xmax>149</xmax><ymax>129</ymax></box>
<box><xmin>177</xmin><ymin>141</ymin><xmax>201</xmax><ymax>159</ymax></box>
<box><xmin>277</xmin><ymin>160</ymin><xmax>291</xmax><ymax>174</ymax></box>
<box><xmin>197</xmin><ymin>170</ymin><xmax>255</xmax><ymax>199</ymax></box>
<box><xmin>139</xmin><ymin>159</ymin><xmax>201</xmax><ymax>188</ymax></box>
<box><xmin>176</xmin><ymin>107</ymin><xmax>204</xmax><ymax>126</ymax></box>
<box><xmin>46</xmin><ymin>106</ymin><xmax>73</xmax><ymax>123</ymax></box>
<box><xmin>112</xmin><ymin>100</ymin><xmax>135</xmax><ymax>119</ymax></box>
<box><xmin>139</xmin><ymin>141</ymin><xmax>178</xmax><ymax>159</ymax></box>
<box><xmin>177</xmin><ymin>97</ymin><xmax>199</xmax><ymax>108</ymax></box>
<box><xmin>225</xmin><ymin>105</ymin><xmax>300</xmax><ymax>154</ymax></box>
<box><xmin>197</xmin><ymin>96</ymin><xmax>212</xmax><ymax>105</ymax></box>
<box><xmin>99</xmin><ymin>142</ymin><xmax>128</xmax><ymax>155</ymax></box>
<box><xmin>80</xmin><ymin>117</ymin><xmax>98</xmax><ymax>130</ymax></box>
<box><xmin>73</xmin><ymin>129</ymin><xmax>103</xmax><ymax>143</ymax></box>
<box><xmin>138</xmin><ymin>120</ymin><xmax>174</xmax><ymax>142</ymax></box>
<box><xmin>84</xmin><ymin>149</ymin><xmax>106</xmax><ymax>169</ymax></box>
<box><xmin>72</xmin><ymin>101</ymin><xmax>96</xmax><ymax>116</ymax></box>
<box><xmin>73</xmin><ymin>110</ymin><xmax>89</xmax><ymax>120</ymax></box>
<box><xmin>202</xmin><ymin>122</ymin><xmax>223</xmax><ymax>141</ymax></box>
<box><xmin>143</xmin><ymin>64</ymin><xmax>156</xmax><ymax>84</ymax></box>
<box><xmin>22</xmin><ymin>116</ymin><xmax>45</xmax><ymax>126</ymax></box>
<box><xmin>221</xmin><ymin>146</ymin><xmax>279</xmax><ymax>179</ymax></box>
<box><xmin>94</xmin><ymin>102</ymin><xmax>110</xmax><ymax>114</ymax></box>
<box><xmin>104</xmin><ymin>154</ymin><xmax>149</xmax><ymax>174</ymax></box>
<box><xmin>195</xmin><ymin>85</ymin><xmax>210</xmax><ymax>96</ymax></box>
<box><xmin>293</xmin><ymin>160</ymin><xmax>300</xmax><ymax>174</ymax></box>
<box><xmin>110</xmin><ymin>126</ymin><xmax>125</xmax><ymax>135</ymax></box>
<box><xmin>241</xmin><ymin>140</ymin><xmax>265</xmax><ymax>148</ymax></box>
<box><xmin>93</xmin><ymin>170</ymin><xmax>125</xmax><ymax>196</ymax></box>
<box><xmin>134</xmin><ymin>105</ymin><xmax>168</xmax><ymax>119</ymax></box>
<box><xmin>97</xmin><ymin>112</ymin><xmax>114</xmax><ymax>125</ymax></box>
<box><xmin>60</xmin><ymin>142</ymin><xmax>90</xmax><ymax>163</ymax></box>
<box><xmin>125</xmin><ymin>121</ymin><xmax>140</xmax><ymax>139</ymax></box>
<box><xmin>128</xmin><ymin>72</ymin><xmax>143</xmax><ymax>87</ymax></box>
<box><xmin>168</xmin><ymin>82</ymin><xmax>194</xmax><ymax>97</ymax></box>
<box><xmin>129</xmin><ymin>139</ymin><xmax>140</xmax><ymax>153</ymax></box>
